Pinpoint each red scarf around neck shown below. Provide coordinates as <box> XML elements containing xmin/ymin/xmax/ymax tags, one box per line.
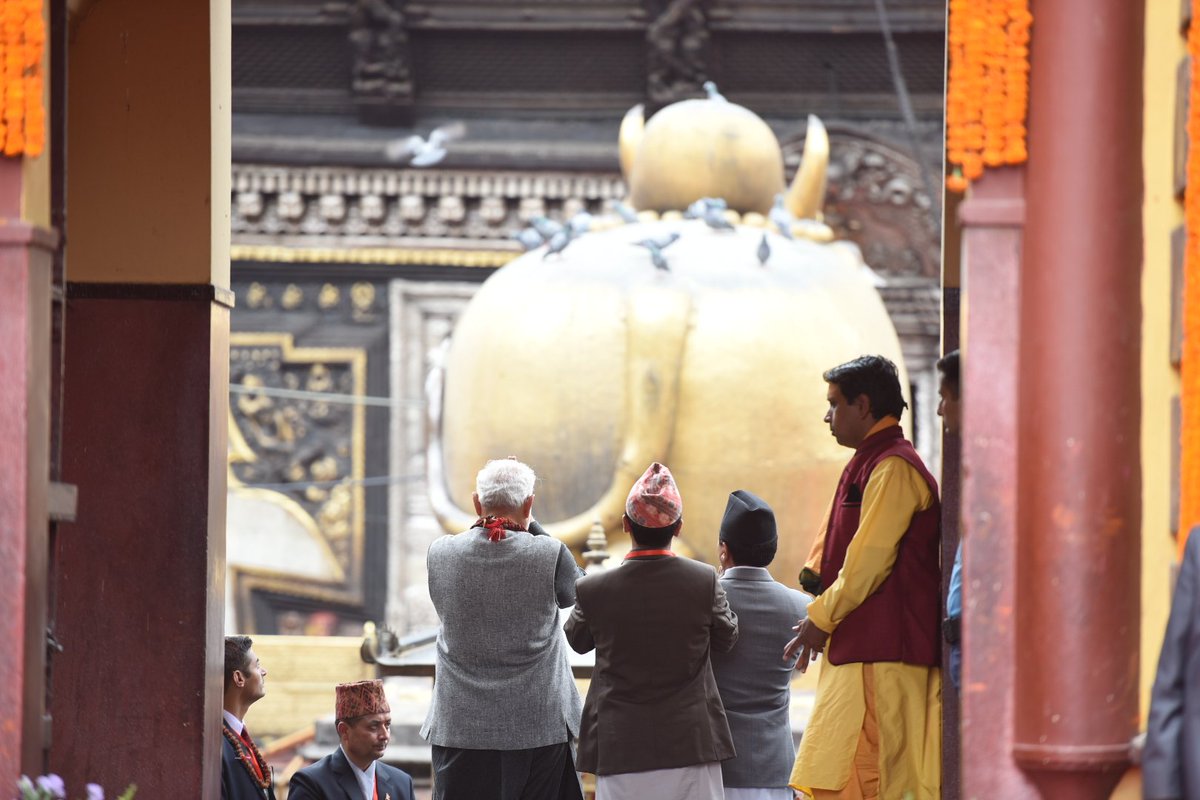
<box><xmin>474</xmin><ymin>515</ymin><xmax>526</xmax><ymax>542</ymax></box>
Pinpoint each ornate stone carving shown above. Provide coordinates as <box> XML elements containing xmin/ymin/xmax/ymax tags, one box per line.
<box><xmin>783</xmin><ymin>126</ymin><xmax>940</xmax><ymax>280</ymax></box>
<box><xmin>646</xmin><ymin>0</ymin><xmax>710</xmax><ymax>106</ymax></box>
<box><xmin>348</xmin><ymin>0</ymin><xmax>414</xmax><ymax>116</ymax></box>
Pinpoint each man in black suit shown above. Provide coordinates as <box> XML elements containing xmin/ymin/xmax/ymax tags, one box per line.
<box><xmin>289</xmin><ymin>679</ymin><xmax>415</xmax><ymax>800</ymax></box>
<box><xmin>222</xmin><ymin>636</ymin><xmax>277</xmax><ymax>800</ymax></box>
<box><xmin>1143</xmin><ymin>528</ymin><xmax>1200</xmax><ymax>800</ymax></box>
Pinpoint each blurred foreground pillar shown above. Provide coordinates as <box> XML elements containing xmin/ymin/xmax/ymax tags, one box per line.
<box><xmin>1011</xmin><ymin>0</ymin><xmax>1145</xmax><ymax>797</ymax></box>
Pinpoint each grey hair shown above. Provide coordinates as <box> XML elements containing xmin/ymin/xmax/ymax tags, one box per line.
<box><xmin>475</xmin><ymin>459</ymin><xmax>536</xmax><ymax>512</ymax></box>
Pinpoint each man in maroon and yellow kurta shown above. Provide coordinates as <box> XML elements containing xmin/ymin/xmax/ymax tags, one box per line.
<box><xmin>785</xmin><ymin>355</ymin><xmax>941</xmax><ymax>800</ymax></box>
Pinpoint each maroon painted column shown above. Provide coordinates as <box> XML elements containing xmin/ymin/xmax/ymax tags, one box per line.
<box><xmin>0</xmin><ymin>222</ymin><xmax>55</xmax><ymax>781</ymax></box>
<box><xmin>958</xmin><ymin>169</ymin><xmax>1037</xmax><ymax>799</ymax></box>
<box><xmin>1012</xmin><ymin>0</ymin><xmax>1144</xmax><ymax>796</ymax></box>
<box><xmin>54</xmin><ymin>286</ymin><xmax>230</xmax><ymax>799</ymax></box>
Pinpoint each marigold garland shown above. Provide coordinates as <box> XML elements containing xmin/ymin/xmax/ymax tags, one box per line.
<box><xmin>1179</xmin><ymin>0</ymin><xmax>1200</xmax><ymax>555</ymax></box>
<box><xmin>0</xmin><ymin>0</ymin><xmax>44</xmax><ymax>158</ymax></box>
<box><xmin>945</xmin><ymin>0</ymin><xmax>1031</xmax><ymax>192</ymax></box>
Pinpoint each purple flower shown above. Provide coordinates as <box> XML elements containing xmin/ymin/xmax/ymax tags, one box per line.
<box><xmin>35</xmin><ymin>777</ymin><xmax>64</xmax><ymax>798</ymax></box>
<box><xmin>16</xmin><ymin>775</ymin><xmax>37</xmax><ymax>797</ymax></box>
<box><xmin>85</xmin><ymin>785</ymin><xmax>105</xmax><ymax>800</ymax></box>
<box><xmin>35</xmin><ymin>775</ymin><xmax>66</xmax><ymax>799</ymax></box>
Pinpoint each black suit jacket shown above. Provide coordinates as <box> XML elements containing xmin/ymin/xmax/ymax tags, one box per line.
<box><xmin>288</xmin><ymin>747</ymin><xmax>415</xmax><ymax>800</ymax></box>
<box><xmin>221</xmin><ymin>725</ymin><xmax>277</xmax><ymax>800</ymax></box>
<box><xmin>1144</xmin><ymin>529</ymin><xmax>1200</xmax><ymax>800</ymax></box>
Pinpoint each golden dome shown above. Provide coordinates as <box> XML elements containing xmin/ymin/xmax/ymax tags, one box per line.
<box><xmin>628</xmin><ymin>98</ymin><xmax>786</xmax><ymax>215</ymax></box>
<box><xmin>429</xmin><ymin>218</ymin><xmax>906</xmax><ymax>577</ymax></box>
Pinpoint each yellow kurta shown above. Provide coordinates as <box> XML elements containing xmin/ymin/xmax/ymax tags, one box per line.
<box><xmin>790</xmin><ymin>438</ymin><xmax>942</xmax><ymax>800</ymax></box>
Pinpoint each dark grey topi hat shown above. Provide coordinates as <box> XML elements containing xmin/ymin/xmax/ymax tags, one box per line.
<box><xmin>718</xmin><ymin>489</ymin><xmax>778</xmax><ymax>547</ymax></box>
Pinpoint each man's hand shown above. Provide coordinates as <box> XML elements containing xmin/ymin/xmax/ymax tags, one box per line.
<box><xmin>783</xmin><ymin>617</ymin><xmax>829</xmax><ymax>673</ymax></box>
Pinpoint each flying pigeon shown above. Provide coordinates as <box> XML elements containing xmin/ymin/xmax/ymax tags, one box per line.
<box><xmin>757</xmin><ymin>233</ymin><xmax>771</xmax><ymax>266</ymax></box>
<box><xmin>634</xmin><ymin>232</ymin><xmax>681</xmax><ymax>271</ymax></box>
<box><xmin>384</xmin><ymin>122</ymin><xmax>466</xmax><ymax>167</ymax></box>
<box><xmin>703</xmin><ymin>81</ymin><xmax>727</xmax><ymax>102</ymax></box>
<box><xmin>612</xmin><ymin>201</ymin><xmax>640</xmax><ymax>224</ymax></box>
<box><xmin>770</xmin><ymin>194</ymin><xmax>795</xmax><ymax>240</ymax></box>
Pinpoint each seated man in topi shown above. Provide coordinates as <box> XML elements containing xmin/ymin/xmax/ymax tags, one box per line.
<box><xmin>422</xmin><ymin>457</ymin><xmax>585</xmax><ymax>800</ymax></box>
<box><xmin>710</xmin><ymin>490</ymin><xmax>811</xmax><ymax>800</ymax></box>
<box><xmin>288</xmin><ymin>679</ymin><xmax>415</xmax><ymax>800</ymax></box>
<box><xmin>565</xmin><ymin>461</ymin><xmax>739</xmax><ymax>800</ymax></box>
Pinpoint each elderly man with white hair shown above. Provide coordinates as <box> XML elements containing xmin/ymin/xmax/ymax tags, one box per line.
<box><xmin>422</xmin><ymin>458</ymin><xmax>585</xmax><ymax>800</ymax></box>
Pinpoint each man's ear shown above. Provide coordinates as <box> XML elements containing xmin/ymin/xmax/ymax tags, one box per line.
<box><xmin>621</xmin><ymin>515</ymin><xmax>632</xmax><ymax>533</ymax></box>
<box><xmin>233</xmin><ymin>669</ymin><xmax>245</xmax><ymax>688</ymax></box>
<box><xmin>852</xmin><ymin>392</ymin><xmax>873</xmax><ymax>420</ymax></box>
<box><xmin>674</xmin><ymin>518</ymin><xmax>683</xmax><ymax>537</ymax></box>
<box><xmin>521</xmin><ymin>495</ymin><xmax>534</xmax><ymax>519</ymax></box>
<box><xmin>472</xmin><ymin>492</ymin><xmax>483</xmax><ymax>516</ymax></box>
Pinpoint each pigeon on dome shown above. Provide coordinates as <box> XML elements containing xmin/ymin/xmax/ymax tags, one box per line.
<box><xmin>702</xmin><ymin>81</ymin><xmax>727</xmax><ymax>102</ymax></box>
<box><xmin>770</xmin><ymin>194</ymin><xmax>795</xmax><ymax>240</ymax></box>
<box><xmin>757</xmin><ymin>233</ymin><xmax>771</xmax><ymax>266</ymax></box>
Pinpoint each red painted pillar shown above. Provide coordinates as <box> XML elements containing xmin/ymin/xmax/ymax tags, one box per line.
<box><xmin>54</xmin><ymin>286</ymin><xmax>230</xmax><ymax>799</ymax></box>
<box><xmin>959</xmin><ymin>168</ymin><xmax>1037</xmax><ymax>799</ymax></box>
<box><xmin>1012</xmin><ymin>0</ymin><xmax>1144</xmax><ymax>796</ymax></box>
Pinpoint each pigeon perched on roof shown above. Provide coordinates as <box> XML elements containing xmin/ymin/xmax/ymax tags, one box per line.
<box><xmin>757</xmin><ymin>233</ymin><xmax>771</xmax><ymax>266</ymax></box>
<box><xmin>384</xmin><ymin>122</ymin><xmax>466</xmax><ymax>167</ymax></box>
<box><xmin>770</xmin><ymin>194</ymin><xmax>795</xmax><ymax>240</ymax></box>
<box><xmin>703</xmin><ymin>81</ymin><xmax>727</xmax><ymax>102</ymax></box>
<box><xmin>634</xmin><ymin>232</ymin><xmax>681</xmax><ymax>271</ymax></box>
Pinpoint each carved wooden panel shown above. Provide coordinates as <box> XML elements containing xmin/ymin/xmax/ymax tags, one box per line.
<box><xmin>227</xmin><ymin>277</ymin><xmax>392</xmax><ymax>635</ymax></box>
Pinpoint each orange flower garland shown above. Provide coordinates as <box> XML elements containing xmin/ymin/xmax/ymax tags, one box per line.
<box><xmin>945</xmin><ymin>0</ymin><xmax>1031</xmax><ymax>192</ymax></box>
<box><xmin>1179</xmin><ymin>0</ymin><xmax>1200</xmax><ymax>555</ymax></box>
<box><xmin>0</xmin><ymin>0</ymin><xmax>44</xmax><ymax>158</ymax></box>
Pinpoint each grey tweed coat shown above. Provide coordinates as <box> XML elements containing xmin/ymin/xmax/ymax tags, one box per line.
<box><xmin>421</xmin><ymin>527</ymin><xmax>583</xmax><ymax>750</ymax></box>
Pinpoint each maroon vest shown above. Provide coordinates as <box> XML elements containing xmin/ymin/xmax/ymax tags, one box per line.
<box><xmin>820</xmin><ymin>425</ymin><xmax>942</xmax><ymax>666</ymax></box>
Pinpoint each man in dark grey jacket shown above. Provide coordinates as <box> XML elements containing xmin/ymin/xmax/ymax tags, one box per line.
<box><xmin>1143</xmin><ymin>528</ymin><xmax>1200</xmax><ymax>800</ymax></box>
<box><xmin>710</xmin><ymin>490</ymin><xmax>810</xmax><ymax>800</ymax></box>
<box><xmin>565</xmin><ymin>462</ymin><xmax>738</xmax><ymax>800</ymax></box>
<box><xmin>422</xmin><ymin>458</ymin><xmax>583</xmax><ymax>800</ymax></box>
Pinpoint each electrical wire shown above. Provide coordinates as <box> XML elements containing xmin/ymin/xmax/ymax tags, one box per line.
<box><xmin>230</xmin><ymin>382</ymin><xmax>423</xmax><ymax>408</ymax></box>
<box><xmin>232</xmin><ymin>473</ymin><xmax>424</xmax><ymax>491</ymax></box>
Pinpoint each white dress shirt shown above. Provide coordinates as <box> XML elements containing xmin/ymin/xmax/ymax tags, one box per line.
<box><xmin>340</xmin><ymin>746</ymin><xmax>377</xmax><ymax>800</ymax></box>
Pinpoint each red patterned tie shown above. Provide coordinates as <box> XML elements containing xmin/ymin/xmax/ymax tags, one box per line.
<box><xmin>240</xmin><ymin>726</ymin><xmax>265</xmax><ymax>782</ymax></box>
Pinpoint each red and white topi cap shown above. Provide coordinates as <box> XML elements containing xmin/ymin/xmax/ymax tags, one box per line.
<box><xmin>625</xmin><ymin>462</ymin><xmax>683</xmax><ymax>528</ymax></box>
